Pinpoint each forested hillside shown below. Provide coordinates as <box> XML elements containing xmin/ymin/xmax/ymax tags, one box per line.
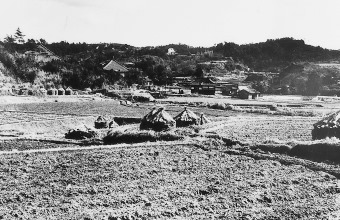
<box><xmin>1</xmin><ymin>30</ymin><xmax>340</xmax><ymax>95</ymax></box>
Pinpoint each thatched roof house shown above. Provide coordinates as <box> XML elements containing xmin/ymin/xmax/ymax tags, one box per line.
<box><xmin>312</xmin><ymin>111</ymin><xmax>340</xmax><ymax>140</ymax></box>
<box><xmin>140</xmin><ymin>107</ymin><xmax>176</xmax><ymax>131</ymax></box>
<box><xmin>174</xmin><ymin>107</ymin><xmax>199</xmax><ymax>127</ymax></box>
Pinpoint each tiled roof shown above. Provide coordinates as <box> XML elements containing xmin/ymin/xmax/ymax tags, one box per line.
<box><xmin>103</xmin><ymin>60</ymin><xmax>129</xmax><ymax>72</ymax></box>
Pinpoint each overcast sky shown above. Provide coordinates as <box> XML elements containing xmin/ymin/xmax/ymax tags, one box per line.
<box><xmin>1</xmin><ymin>0</ymin><xmax>340</xmax><ymax>49</ymax></box>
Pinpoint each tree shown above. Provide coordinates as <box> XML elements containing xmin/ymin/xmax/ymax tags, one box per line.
<box><xmin>14</xmin><ymin>28</ymin><xmax>25</xmax><ymax>44</ymax></box>
<box><xmin>4</xmin><ymin>35</ymin><xmax>15</xmax><ymax>44</ymax></box>
<box><xmin>194</xmin><ymin>66</ymin><xmax>204</xmax><ymax>78</ymax></box>
<box><xmin>306</xmin><ymin>73</ymin><xmax>322</xmax><ymax>96</ymax></box>
<box><xmin>39</xmin><ymin>38</ymin><xmax>47</xmax><ymax>45</ymax></box>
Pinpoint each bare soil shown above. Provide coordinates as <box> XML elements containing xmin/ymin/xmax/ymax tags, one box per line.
<box><xmin>1</xmin><ymin>96</ymin><xmax>340</xmax><ymax>219</ymax></box>
<box><xmin>1</xmin><ymin>141</ymin><xmax>340</xmax><ymax>219</ymax></box>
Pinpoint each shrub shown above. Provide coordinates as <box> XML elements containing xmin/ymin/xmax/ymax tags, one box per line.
<box><xmin>211</xmin><ymin>102</ymin><xmax>226</xmax><ymax>110</ymax></box>
<box><xmin>269</xmin><ymin>104</ymin><xmax>278</xmax><ymax>111</ymax></box>
<box><xmin>225</xmin><ymin>104</ymin><xmax>234</xmax><ymax>110</ymax></box>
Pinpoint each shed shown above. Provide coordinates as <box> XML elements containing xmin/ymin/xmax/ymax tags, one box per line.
<box><xmin>65</xmin><ymin>87</ymin><xmax>73</xmax><ymax>95</ymax></box>
<box><xmin>47</xmin><ymin>88</ymin><xmax>58</xmax><ymax>96</ymax></box>
<box><xmin>238</xmin><ymin>88</ymin><xmax>260</xmax><ymax>99</ymax></box>
<box><xmin>58</xmin><ymin>87</ymin><xmax>65</xmax><ymax>95</ymax></box>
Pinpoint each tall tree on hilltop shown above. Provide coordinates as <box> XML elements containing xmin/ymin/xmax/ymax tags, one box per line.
<box><xmin>14</xmin><ymin>28</ymin><xmax>25</xmax><ymax>44</ymax></box>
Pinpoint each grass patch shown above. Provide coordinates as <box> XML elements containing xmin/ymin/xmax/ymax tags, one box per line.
<box><xmin>103</xmin><ymin>130</ymin><xmax>183</xmax><ymax>145</ymax></box>
<box><xmin>289</xmin><ymin>139</ymin><xmax>340</xmax><ymax>163</ymax></box>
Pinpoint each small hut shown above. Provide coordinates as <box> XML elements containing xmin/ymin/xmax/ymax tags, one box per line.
<box><xmin>58</xmin><ymin>87</ymin><xmax>65</xmax><ymax>95</ymax></box>
<box><xmin>48</xmin><ymin>88</ymin><xmax>58</xmax><ymax>96</ymax></box>
<box><xmin>199</xmin><ymin>113</ymin><xmax>211</xmax><ymax>125</ymax></box>
<box><xmin>312</xmin><ymin>111</ymin><xmax>340</xmax><ymax>140</ymax></box>
<box><xmin>140</xmin><ymin>107</ymin><xmax>176</xmax><ymax>131</ymax></box>
<box><xmin>94</xmin><ymin>116</ymin><xmax>109</xmax><ymax>129</ymax></box>
<box><xmin>65</xmin><ymin>87</ymin><xmax>73</xmax><ymax>95</ymax></box>
<box><xmin>174</xmin><ymin>107</ymin><xmax>199</xmax><ymax>127</ymax></box>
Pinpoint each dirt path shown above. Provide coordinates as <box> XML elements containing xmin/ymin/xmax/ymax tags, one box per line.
<box><xmin>0</xmin><ymin>140</ymin><xmax>192</xmax><ymax>155</ymax></box>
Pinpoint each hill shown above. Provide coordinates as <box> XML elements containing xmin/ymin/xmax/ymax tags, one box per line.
<box><xmin>1</xmin><ymin>37</ymin><xmax>340</xmax><ymax>95</ymax></box>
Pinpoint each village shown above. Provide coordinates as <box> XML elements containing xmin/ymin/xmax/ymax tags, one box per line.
<box><xmin>2</xmin><ymin>0</ymin><xmax>340</xmax><ymax>217</ymax></box>
<box><xmin>0</xmin><ymin>45</ymin><xmax>280</xmax><ymax>103</ymax></box>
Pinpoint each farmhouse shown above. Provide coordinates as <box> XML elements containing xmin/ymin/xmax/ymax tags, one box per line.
<box><xmin>221</xmin><ymin>83</ymin><xmax>239</xmax><ymax>96</ymax></box>
<box><xmin>238</xmin><ymin>87</ymin><xmax>260</xmax><ymax>99</ymax></box>
<box><xmin>172</xmin><ymin>77</ymin><xmax>192</xmax><ymax>86</ymax></box>
<box><xmin>191</xmin><ymin>78</ymin><xmax>216</xmax><ymax>95</ymax></box>
<box><xmin>103</xmin><ymin>60</ymin><xmax>129</xmax><ymax>76</ymax></box>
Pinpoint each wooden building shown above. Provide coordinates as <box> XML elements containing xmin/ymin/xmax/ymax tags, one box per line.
<box><xmin>191</xmin><ymin>78</ymin><xmax>216</xmax><ymax>95</ymax></box>
<box><xmin>103</xmin><ymin>60</ymin><xmax>129</xmax><ymax>76</ymax></box>
<box><xmin>221</xmin><ymin>83</ymin><xmax>239</xmax><ymax>96</ymax></box>
<box><xmin>238</xmin><ymin>88</ymin><xmax>260</xmax><ymax>99</ymax></box>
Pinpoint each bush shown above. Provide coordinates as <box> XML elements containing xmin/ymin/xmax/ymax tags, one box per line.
<box><xmin>210</xmin><ymin>102</ymin><xmax>226</xmax><ymax>110</ymax></box>
<box><xmin>269</xmin><ymin>104</ymin><xmax>278</xmax><ymax>111</ymax></box>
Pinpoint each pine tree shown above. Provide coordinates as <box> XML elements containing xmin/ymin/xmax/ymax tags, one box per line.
<box><xmin>14</xmin><ymin>28</ymin><xmax>25</xmax><ymax>44</ymax></box>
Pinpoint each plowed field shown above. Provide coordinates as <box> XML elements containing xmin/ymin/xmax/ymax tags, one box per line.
<box><xmin>1</xmin><ymin>143</ymin><xmax>339</xmax><ymax>219</ymax></box>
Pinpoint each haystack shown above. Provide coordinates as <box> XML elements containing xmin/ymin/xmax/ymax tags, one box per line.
<box><xmin>94</xmin><ymin>116</ymin><xmax>109</xmax><ymax>129</ymax></box>
<box><xmin>174</xmin><ymin>107</ymin><xmax>199</xmax><ymax>127</ymax></box>
<box><xmin>65</xmin><ymin>125</ymin><xmax>98</xmax><ymax>140</ymax></box>
<box><xmin>312</xmin><ymin>110</ymin><xmax>340</xmax><ymax>140</ymax></box>
<box><xmin>199</xmin><ymin>113</ymin><xmax>211</xmax><ymax>125</ymax></box>
<box><xmin>140</xmin><ymin>107</ymin><xmax>176</xmax><ymax>131</ymax></box>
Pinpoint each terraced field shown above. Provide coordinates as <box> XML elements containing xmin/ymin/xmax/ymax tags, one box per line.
<box><xmin>209</xmin><ymin>116</ymin><xmax>320</xmax><ymax>143</ymax></box>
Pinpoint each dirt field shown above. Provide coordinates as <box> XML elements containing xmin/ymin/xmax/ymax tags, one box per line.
<box><xmin>1</xmin><ymin>96</ymin><xmax>340</xmax><ymax>219</ymax></box>
<box><xmin>1</xmin><ymin>142</ymin><xmax>340</xmax><ymax>219</ymax></box>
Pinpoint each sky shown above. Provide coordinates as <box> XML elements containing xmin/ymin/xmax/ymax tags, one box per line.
<box><xmin>1</xmin><ymin>0</ymin><xmax>340</xmax><ymax>49</ymax></box>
